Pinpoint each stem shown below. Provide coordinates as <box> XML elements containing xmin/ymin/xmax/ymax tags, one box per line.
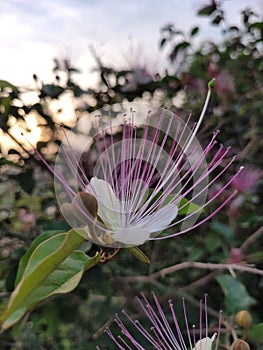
<box><xmin>125</xmin><ymin>261</ymin><xmax>263</xmax><ymax>283</ymax></box>
<box><xmin>182</xmin><ymin>87</ymin><xmax>212</xmax><ymax>157</ymax></box>
<box><xmin>240</xmin><ymin>225</ymin><xmax>263</xmax><ymax>252</ymax></box>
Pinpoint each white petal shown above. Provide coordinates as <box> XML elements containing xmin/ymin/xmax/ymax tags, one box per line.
<box><xmin>139</xmin><ymin>203</ymin><xmax>178</xmax><ymax>233</ymax></box>
<box><xmin>192</xmin><ymin>335</ymin><xmax>216</xmax><ymax>350</ymax></box>
<box><xmin>112</xmin><ymin>227</ymin><xmax>151</xmax><ymax>245</ymax></box>
<box><xmin>87</xmin><ymin>177</ymin><xmax>121</xmax><ymax>212</ymax></box>
<box><xmin>86</xmin><ymin>177</ymin><xmax>122</xmax><ymax>229</ymax></box>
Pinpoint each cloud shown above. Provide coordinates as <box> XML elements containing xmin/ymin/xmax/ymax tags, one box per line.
<box><xmin>0</xmin><ymin>0</ymin><xmax>262</xmax><ymax>86</ymax></box>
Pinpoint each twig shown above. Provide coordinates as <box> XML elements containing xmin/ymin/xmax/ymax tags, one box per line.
<box><xmin>125</xmin><ymin>261</ymin><xmax>263</xmax><ymax>283</ymax></box>
<box><xmin>92</xmin><ymin>316</ymin><xmax>114</xmax><ymax>340</ymax></box>
<box><xmin>240</xmin><ymin>225</ymin><xmax>263</xmax><ymax>252</ymax></box>
<box><xmin>179</xmin><ymin>271</ymin><xmax>218</xmax><ymax>292</ymax></box>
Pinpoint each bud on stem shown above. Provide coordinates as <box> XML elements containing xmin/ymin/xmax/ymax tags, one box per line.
<box><xmin>235</xmin><ymin>310</ymin><xmax>253</xmax><ymax>329</ymax></box>
<box><xmin>208</xmin><ymin>78</ymin><xmax>216</xmax><ymax>90</ymax></box>
<box><xmin>232</xmin><ymin>339</ymin><xmax>250</xmax><ymax>350</ymax></box>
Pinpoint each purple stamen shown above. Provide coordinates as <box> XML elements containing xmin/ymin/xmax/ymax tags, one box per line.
<box><xmin>30</xmin><ymin>83</ymin><xmax>242</xmax><ymax>247</ymax></box>
<box><xmin>98</xmin><ymin>293</ymin><xmax>221</xmax><ymax>350</ymax></box>
<box><xmin>182</xmin><ymin>297</ymin><xmax>193</xmax><ymax>349</ymax></box>
<box><xmin>199</xmin><ymin>300</ymin><xmax>203</xmax><ymax>349</ymax></box>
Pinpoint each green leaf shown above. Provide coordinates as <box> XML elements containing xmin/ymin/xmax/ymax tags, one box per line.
<box><xmin>211</xmin><ymin>221</ymin><xmax>234</xmax><ymax>240</ymax></box>
<box><xmin>160</xmin><ymin>38</ymin><xmax>167</xmax><ymax>48</ymax></box>
<box><xmin>146</xmin><ymin>189</ymin><xmax>203</xmax><ymax>215</ymax></box>
<box><xmin>216</xmin><ymin>275</ymin><xmax>256</xmax><ymax>314</ymax></box>
<box><xmin>0</xmin><ymin>229</ymin><xmax>101</xmax><ymax>331</ymax></box>
<box><xmin>212</xmin><ymin>14</ymin><xmax>223</xmax><ymax>25</ymax></box>
<box><xmin>15</xmin><ymin>230</ymin><xmax>64</xmax><ymax>286</ymax></box>
<box><xmin>41</xmin><ymin>84</ymin><xmax>64</xmax><ymax>99</ymax></box>
<box><xmin>249</xmin><ymin>22</ymin><xmax>263</xmax><ymax>31</ymax></box>
<box><xmin>229</xmin><ymin>26</ymin><xmax>239</xmax><ymax>32</ymax></box>
<box><xmin>187</xmin><ymin>245</ymin><xmax>204</xmax><ymax>261</ymax></box>
<box><xmin>0</xmin><ymin>79</ymin><xmax>19</xmax><ymax>92</ymax></box>
<box><xmin>178</xmin><ymin>198</ymin><xmax>203</xmax><ymax>215</ymax></box>
<box><xmin>190</xmin><ymin>26</ymin><xmax>199</xmax><ymax>37</ymax></box>
<box><xmin>8</xmin><ymin>149</ymin><xmax>21</xmax><ymax>156</ymax></box>
<box><xmin>197</xmin><ymin>4</ymin><xmax>217</xmax><ymax>16</ymax></box>
<box><xmin>170</xmin><ymin>41</ymin><xmax>190</xmax><ymax>61</ymax></box>
<box><xmin>247</xmin><ymin>251</ymin><xmax>263</xmax><ymax>263</ymax></box>
<box><xmin>128</xmin><ymin>246</ymin><xmax>150</xmax><ymax>264</ymax></box>
<box><xmin>17</xmin><ymin>168</ymin><xmax>36</xmax><ymax>194</ymax></box>
<box><xmin>1</xmin><ymin>96</ymin><xmax>11</xmax><ymax>116</ymax></box>
<box><xmin>204</xmin><ymin>231</ymin><xmax>221</xmax><ymax>253</ymax></box>
<box><xmin>248</xmin><ymin>323</ymin><xmax>263</xmax><ymax>343</ymax></box>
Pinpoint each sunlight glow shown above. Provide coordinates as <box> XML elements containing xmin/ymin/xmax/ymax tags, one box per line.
<box><xmin>10</xmin><ymin>113</ymin><xmax>42</xmax><ymax>148</ymax></box>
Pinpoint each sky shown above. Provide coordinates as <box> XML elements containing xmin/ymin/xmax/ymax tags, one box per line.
<box><xmin>0</xmin><ymin>0</ymin><xmax>263</xmax><ymax>88</ymax></box>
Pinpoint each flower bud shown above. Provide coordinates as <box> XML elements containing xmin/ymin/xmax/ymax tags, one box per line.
<box><xmin>232</xmin><ymin>339</ymin><xmax>250</xmax><ymax>350</ymax></box>
<box><xmin>72</xmin><ymin>192</ymin><xmax>98</xmax><ymax>218</ymax></box>
<box><xmin>235</xmin><ymin>310</ymin><xmax>253</xmax><ymax>329</ymax></box>
<box><xmin>208</xmin><ymin>78</ymin><xmax>216</xmax><ymax>89</ymax></box>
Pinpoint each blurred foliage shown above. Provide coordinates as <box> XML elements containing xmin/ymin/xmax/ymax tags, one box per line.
<box><xmin>0</xmin><ymin>1</ymin><xmax>263</xmax><ymax>349</ymax></box>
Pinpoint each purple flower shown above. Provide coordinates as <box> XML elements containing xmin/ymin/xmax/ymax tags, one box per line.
<box><xmin>36</xmin><ymin>85</ymin><xmax>242</xmax><ymax>247</ymax></box>
<box><xmin>228</xmin><ymin>166</ymin><xmax>262</xmax><ymax>218</ymax></box>
<box><xmin>231</xmin><ymin>166</ymin><xmax>262</xmax><ymax>193</ymax></box>
<box><xmin>97</xmin><ymin>293</ymin><xmax>221</xmax><ymax>350</ymax></box>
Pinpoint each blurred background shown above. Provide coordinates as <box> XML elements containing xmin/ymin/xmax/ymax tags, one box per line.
<box><xmin>0</xmin><ymin>0</ymin><xmax>263</xmax><ymax>349</ymax></box>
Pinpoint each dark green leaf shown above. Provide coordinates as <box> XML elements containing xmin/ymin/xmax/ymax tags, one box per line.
<box><xmin>170</xmin><ymin>41</ymin><xmax>190</xmax><ymax>61</ymax></box>
<box><xmin>8</xmin><ymin>149</ymin><xmax>21</xmax><ymax>156</ymax></box>
<box><xmin>212</xmin><ymin>14</ymin><xmax>223</xmax><ymax>25</ymax></box>
<box><xmin>178</xmin><ymin>198</ymin><xmax>203</xmax><ymax>215</ymax></box>
<box><xmin>160</xmin><ymin>38</ymin><xmax>167</xmax><ymax>48</ymax></box>
<box><xmin>40</xmin><ymin>84</ymin><xmax>64</xmax><ymax>99</ymax></box>
<box><xmin>128</xmin><ymin>246</ymin><xmax>150</xmax><ymax>264</ymax></box>
<box><xmin>1</xmin><ymin>230</ymin><xmax>101</xmax><ymax>331</ymax></box>
<box><xmin>15</xmin><ymin>230</ymin><xmax>65</xmax><ymax>286</ymax></box>
<box><xmin>204</xmin><ymin>231</ymin><xmax>221</xmax><ymax>253</ymax></box>
<box><xmin>68</xmin><ymin>68</ymin><xmax>81</xmax><ymax>74</ymax></box>
<box><xmin>229</xmin><ymin>26</ymin><xmax>239</xmax><ymax>32</ymax></box>
<box><xmin>145</xmin><ymin>189</ymin><xmax>203</xmax><ymax>215</ymax></box>
<box><xmin>248</xmin><ymin>323</ymin><xmax>263</xmax><ymax>343</ymax></box>
<box><xmin>17</xmin><ymin>168</ymin><xmax>36</xmax><ymax>194</ymax></box>
<box><xmin>190</xmin><ymin>26</ymin><xmax>199</xmax><ymax>37</ymax></box>
<box><xmin>216</xmin><ymin>275</ymin><xmax>256</xmax><ymax>313</ymax></box>
<box><xmin>176</xmin><ymin>41</ymin><xmax>190</xmax><ymax>51</ymax></box>
<box><xmin>247</xmin><ymin>251</ymin><xmax>263</xmax><ymax>263</ymax></box>
<box><xmin>0</xmin><ymin>80</ymin><xmax>19</xmax><ymax>92</ymax></box>
<box><xmin>211</xmin><ymin>221</ymin><xmax>234</xmax><ymax>240</ymax></box>
<box><xmin>1</xmin><ymin>96</ymin><xmax>11</xmax><ymax>116</ymax></box>
<box><xmin>6</xmin><ymin>266</ymin><xmax>18</xmax><ymax>292</ymax></box>
<box><xmin>249</xmin><ymin>22</ymin><xmax>263</xmax><ymax>30</ymax></box>
<box><xmin>197</xmin><ymin>4</ymin><xmax>217</xmax><ymax>16</ymax></box>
